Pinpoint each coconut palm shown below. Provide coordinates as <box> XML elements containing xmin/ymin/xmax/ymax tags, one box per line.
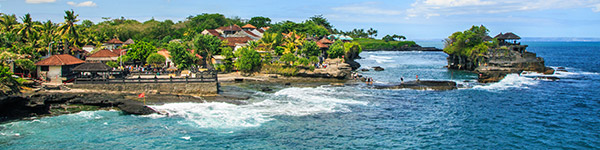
<box><xmin>0</xmin><ymin>14</ymin><xmax>18</xmax><ymax>32</ymax></box>
<box><xmin>57</xmin><ymin>10</ymin><xmax>80</xmax><ymax>47</ymax></box>
<box><xmin>15</xmin><ymin>13</ymin><xmax>42</xmax><ymax>42</ymax></box>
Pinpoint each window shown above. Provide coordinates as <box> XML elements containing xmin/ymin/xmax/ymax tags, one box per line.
<box><xmin>41</xmin><ymin>66</ymin><xmax>49</xmax><ymax>71</ymax></box>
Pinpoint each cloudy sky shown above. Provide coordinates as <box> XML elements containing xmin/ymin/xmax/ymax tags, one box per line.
<box><xmin>2</xmin><ymin>0</ymin><xmax>600</xmax><ymax>39</ymax></box>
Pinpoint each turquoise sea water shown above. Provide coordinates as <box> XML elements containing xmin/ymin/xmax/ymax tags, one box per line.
<box><xmin>1</xmin><ymin>42</ymin><xmax>599</xmax><ymax>149</ymax></box>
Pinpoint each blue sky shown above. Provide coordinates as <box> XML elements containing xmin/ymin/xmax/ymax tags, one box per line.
<box><xmin>2</xmin><ymin>0</ymin><xmax>600</xmax><ymax>39</ymax></box>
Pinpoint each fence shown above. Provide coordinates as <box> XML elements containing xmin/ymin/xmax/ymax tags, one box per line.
<box><xmin>74</xmin><ymin>71</ymin><xmax>218</xmax><ymax>84</ymax></box>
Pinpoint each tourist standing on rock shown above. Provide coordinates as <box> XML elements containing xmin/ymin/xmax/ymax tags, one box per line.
<box><xmin>401</xmin><ymin>77</ymin><xmax>404</xmax><ymax>84</ymax></box>
<box><xmin>416</xmin><ymin>75</ymin><xmax>419</xmax><ymax>81</ymax></box>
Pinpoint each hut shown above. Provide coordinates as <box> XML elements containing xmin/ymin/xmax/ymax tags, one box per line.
<box><xmin>495</xmin><ymin>32</ymin><xmax>521</xmax><ymax>45</ymax></box>
<box><xmin>103</xmin><ymin>38</ymin><xmax>124</xmax><ymax>50</ymax></box>
<box><xmin>86</xmin><ymin>49</ymin><xmax>119</xmax><ymax>63</ymax></box>
<box><xmin>35</xmin><ymin>54</ymin><xmax>85</xmax><ymax>82</ymax></box>
<box><xmin>242</xmin><ymin>24</ymin><xmax>257</xmax><ymax>31</ymax></box>
<box><xmin>72</xmin><ymin>62</ymin><xmax>114</xmax><ymax>80</ymax></box>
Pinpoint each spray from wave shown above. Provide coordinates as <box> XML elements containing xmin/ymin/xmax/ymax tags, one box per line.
<box><xmin>149</xmin><ymin>87</ymin><xmax>368</xmax><ymax>129</ymax></box>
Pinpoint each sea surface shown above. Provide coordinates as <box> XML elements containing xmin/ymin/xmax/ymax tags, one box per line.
<box><xmin>1</xmin><ymin>42</ymin><xmax>599</xmax><ymax>149</ymax></box>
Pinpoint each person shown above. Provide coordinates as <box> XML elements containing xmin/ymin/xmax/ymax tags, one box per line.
<box><xmin>416</xmin><ymin>75</ymin><xmax>419</xmax><ymax>81</ymax></box>
<box><xmin>401</xmin><ymin>77</ymin><xmax>404</xmax><ymax>84</ymax></box>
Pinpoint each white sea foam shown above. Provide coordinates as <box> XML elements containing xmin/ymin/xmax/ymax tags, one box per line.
<box><xmin>149</xmin><ymin>87</ymin><xmax>367</xmax><ymax>129</ymax></box>
<box><xmin>367</xmin><ymin>55</ymin><xmax>395</xmax><ymax>64</ymax></box>
<box><xmin>473</xmin><ymin>74</ymin><xmax>539</xmax><ymax>91</ymax></box>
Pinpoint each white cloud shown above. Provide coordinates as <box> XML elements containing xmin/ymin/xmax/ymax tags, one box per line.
<box><xmin>67</xmin><ymin>1</ymin><xmax>97</xmax><ymax>7</ymax></box>
<box><xmin>332</xmin><ymin>2</ymin><xmax>403</xmax><ymax>15</ymax></box>
<box><xmin>25</xmin><ymin>0</ymin><xmax>56</xmax><ymax>4</ymax></box>
<box><xmin>408</xmin><ymin>0</ymin><xmax>600</xmax><ymax>18</ymax></box>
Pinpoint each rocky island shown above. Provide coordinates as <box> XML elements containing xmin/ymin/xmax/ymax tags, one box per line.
<box><xmin>443</xmin><ymin>26</ymin><xmax>554</xmax><ymax>83</ymax></box>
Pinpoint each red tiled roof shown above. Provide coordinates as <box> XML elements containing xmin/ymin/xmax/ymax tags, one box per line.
<box><xmin>217</xmin><ymin>25</ymin><xmax>242</xmax><ymax>32</ymax></box>
<box><xmin>70</xmin><ymin>46</ymin><xmax>87</xmax><ymax>53</ymax></box>
<box><xmin>111</xmin><ymin>49</ymin><xmax>127</xmax><ymax>56</ymax></box>
<box><xmin>316</xmin><ymin>42</ymin><xmax>329</xmax><ymax>49</ymax></box>
<box><xmin>205</xmin><ymin>29</ymin><xmax>220</xmax><ymax>36</ymax></box>
<box><xmin>221</xmin><ymin>37</ymin><xmax>253</xmax><ymax>47</ymax></box>
<box><xmin>319</xmin><ymin>38</ymin><xmax>334</xmax><ymax>44</ymax></box>
<box><xmin>242</xmin><ymin>24</ymin><xmax>256</xmax><ymax>29</ymax></box>
<box><xmin>244</xmin><ymin>30</ymin><xmax>259</xmax><ymax>38</ymax></box>
<box><xmin>106</xmin><ymin>38</ymin><xmax>123</xmax><ymax>44</ymax></box>
<box><xmin>35</xmin><ymin>54</ymin><xmax>85</xmax><ymax>66</ymax></box>
<box><xmin>256</xmin><ymin>28</ymin><xmax>265</xmax><ymax>33</ymax></box>
<box><xmin>88</xmin><ymin>49</ymin><xmax>119</xmax><ymax>58</ymax></box>
<box><xmin>157</xmin><ymin>49</ymin><xmax>171</xmax><ymax>58</ymax></box>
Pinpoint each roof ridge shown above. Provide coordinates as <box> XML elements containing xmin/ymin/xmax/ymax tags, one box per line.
<box><xmin>55</xmin><ymin>55</ymin><xmax>65</xmax><ymax>65</ymax></box>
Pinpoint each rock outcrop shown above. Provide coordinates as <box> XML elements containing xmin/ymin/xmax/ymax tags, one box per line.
<box><xmin>296</xmin><ymin>58</ymin><xmax>353</xmax><ymax>79</ymax></box>
<box><xmin>0</xmin><ymin>92</ymin><xmax>158</xmax><ymax>122</ymax></box>
<box><xmin>363</xmin><ymin>44</ymin><xmax>442</xmax><ymax>51</ymax></box>
<box><xmin>372</xmin><ymin>80</ymin><xmax>457</xmax><ymax>90</ymax></box>
<box><xmin>447</xmin><ymin>45</ymin><xmax>553</xmax><ymax>83</ymax></box>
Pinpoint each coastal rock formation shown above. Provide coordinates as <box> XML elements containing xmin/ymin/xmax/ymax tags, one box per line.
<box><xmin>297</xmin><ymin>58</ymin><xmax>353</xmax><ymax>79</ymax></box>
<box><xmin>363</xmin><ymin>44</ymin><xmax>442</xmax><ymax>51</ymax></box>
<box><xmin>373</xmin><ymin>80</ymin><xmax>457</xmax><ymax>90</ymax></box>
<box><xmin>448</xmin><ymin>45</ymin><xmax>553</xmax><ymax>83</ymax></box>
<box><xmin>0</xmin><ymin>92</ymin><xmax>158</xmax><ymax>122</ymax></box>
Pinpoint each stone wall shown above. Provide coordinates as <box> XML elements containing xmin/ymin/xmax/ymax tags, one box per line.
<box><xmin>69</xmin><ymin>82</ymin><xmax>218</xmax><ymax>95</ymax></box>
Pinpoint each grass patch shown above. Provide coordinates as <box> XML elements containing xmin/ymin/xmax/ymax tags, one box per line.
<box><xmin>353</xmin><ymin>38</ymin><xmax>417</xmax><ymax>50</ymax></box>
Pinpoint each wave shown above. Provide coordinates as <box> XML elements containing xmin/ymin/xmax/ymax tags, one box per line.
<box><xmin>472</xmin><ymin>67</ymin><xmax>600</xmax><ymax>91</ymax></box>
<box><xmin>473</xmin><ymin>74</ymin><xmax>539</xmax><ymax>91</ymax></box>
<box><xmin>367</xmin><ymin>55</ymin><xmax>395</xmax><ymax>64</ymax></box>
<box><xmin>149</xmin><ymin>87</ymin><xmax>368</xmax><ymax>129</ymax></box>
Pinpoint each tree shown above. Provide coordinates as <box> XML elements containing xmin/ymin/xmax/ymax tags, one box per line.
<box><xmin>123</xmin><ymin>40</ymin><xmax>157</xmax><ymax>64</ymax></box>
<box><xmin>0</xmin><ymin>65</ymin><xmax>20</xmax><ymax>96</ymax></box>
<box><xmin>106</xmin><ymin>61</ymin><xmax>118</xmax><ymax>68</ymax></box>
<box><xmin>167</xmin><ymin>42</ymin><xmax>196</xmax><ymax>69</ymax></box>
<box><xmin>301</xmin><ymin>41</ymin><xmax>319</xmax><ymax>57</ymax></box>
<box><xmin>193</xmin><ymin>34</ymin><xmax>222</xmax><ymax>68</ymax></box>
<box><xmin>220</xmin><ymin>46</ymin><xmax>234</xmax><ymax>72</ymax></box>
<box><xmin>15</xmin><ymin>13</ymin><xmax>41</xmax><ymax>42</ymax></box>
<box><xmin>146</xmin><ymin>53</ymin><xmax>166</xmax><ymax>67</ymax></box>
<box><xmin>280</xmin><ymin>53</ymin><xmax>296</xmax><ymax>65</ymax></box>
<box><xmin>14</xmin><ymin>59</ymin><xmax>35</xmax><ymax>75</ymax></box>
<box><xmin>382</xmin><ymin>35</ymin><xmax>394</xmax><ymax>42</ymax></box>
<box><xmin>309</xmin><ymin>15</ymin><xmax>332</xmax><ymax>31</ymax></box>
<box><xmin>327</xmin><ymin>41</ymin><xmax>344</xmax><ymax>58</ymax></box>
<box><xmin>0</xmin><ymin>14</ymin><xmax>18</xmax><ymax>32</ymax></box>
<box><xmin>444</xmin><ymin>25</ymin><xmax>492</xmax><ymax>57</ymax></box>
<box><xmin>234</xmin><ymin>47</ymin><xmax>261</xmax><ymax>74</ymax></box>
<box><xmin>57</xmin><ymin>10</ymin><xmax>80</xmax><ymax>47</ymax></box>
<box><xmin>367</xmin><ymin>28</ymin><xmax>378</xmax><ymax>39</ymax></box>
<box><xmin>309</xmin><ymin>56</ymin><xmax>319</xmax><ymax>65</ymax></box>
<box><xmin>248</xmin><ymin>16</ymin><xmax>271</xmax><ymax>28</ymax></box>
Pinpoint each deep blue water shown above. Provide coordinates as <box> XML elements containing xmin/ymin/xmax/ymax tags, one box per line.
<box><xmin>1</xmin><ymin>42</ymin><xmax>599</xmax><ymax>149</ymax></box>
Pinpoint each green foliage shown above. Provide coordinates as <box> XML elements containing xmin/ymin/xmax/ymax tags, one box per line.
<box><xmin>235</xmin><ymin>47</ymin><xmax>261</xmax><ymax>73</ymax></box>
<box><xmin>443</xmin><ymin>25</ymin><xmax>494</xmax><ymax>58</ymax></box>
<box><xmin>268</xmin><ymin>21</ymin><xmax>329</xmax><ymax>37</ymax></box>
<box><xmin>353</xmin><ymin>38</ymin><xmax>416</xmax><ymax>50</ymax></box>
<box><xmin>105</xmin><ymin>61</ymin><xmax>118</xmax><ymax>68</ymax></box>
<box><xmin>279</xmin><ymin>53</ymin><xmax>296</xmax><ymax>65</ymax></box>
<box><xmin>146</xmin><ymin>53</ymin><xmax>166</xmax><ymax>67</ymax></box>
<box><xmin>0</xmin><ymin>65</ymin><xmax>20</xmax><ymax>96</ymax></box>
<box><xmin>327</xmin><ymin>41</ymin><xmax>344</xmax><ymax>58</ymax></box>
<box><xmin>382</xmin><ymin>34</ymin><xmax>406</xmax><ymax>42</ymax></box>
<box><xmin>301</xmin><ymin>41</ymin><xmax>320</xmax><ymax>57</ymax></box>
<box><xmin>14</xmin><ymin>59</ymin><xmax>35</xmax><ymax>73</ymax></box>
<box><xmin>261</xmin><ymin>63</ymin><xmax>297</xmax><ymax>76</ymax></box>
<box><xmin>309</xmin><ymin>56</ymin><xmax>319</xmax><ymax>64</ymax></box>
<box><xmin>248</xmin><ymin>16</ymin><xmax>271</xmax><ymax>28</ymax></box>
<box><xmin>123</xmin><ymin>40</ymin><xmax>157</xmax><ymax>64</ymax></box>
<box><xmin>220</xmin><ymin>46</ymin><xmax>234</xmax><ymax>72</ymax></box>
<box><xmin>194</xmin><ymin>34</ymin><xmax>222</xmax><ymax>66</ymax></box>
<box><xmin>296</xmin><ymin>57</ymin><xmax>310</xmax><ymax>66</ymax></box>
<box><xmin>167</xmin><ymin>42</ymin><xmax>197</xmax><ymax>69</ymax></box>
<box><xmin>308</xmin><ymin>15</ymin><xmax>333</xmax><ymax>31</ymax></box>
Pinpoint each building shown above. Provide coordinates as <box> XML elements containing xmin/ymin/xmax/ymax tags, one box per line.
<box><xmin>82</xmin><ymin>45</ymin><xmax>95</xmax><ymax>53</ymax></box>
<box><xmin>103</xmin><ymin>38</ymin><xmax>124</xmax><ymax>50</ymax></box>
<box><xmin>123</xmin><ymin>38</ymin><xmax>135</xmax><ymax>46</ymax></box>
<box><xmin>35</xmin><ymin>54</ymin><xmax>85</xmax><ymax>83</ymax></box>
<box><xmin>157</xmin><ymin>49</ymin><xmax>173</xmax><ymax>68</ymax></box>
<box><xmin>86</xmin><ymin>49</ymin><xmax>119</xmax><ymax>63</ymax></box>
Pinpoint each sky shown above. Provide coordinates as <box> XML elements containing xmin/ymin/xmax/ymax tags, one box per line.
<box><xmin>1</xmin><ymin>0</ymin><xmax>600</xmax><ymax>40</ymax></box>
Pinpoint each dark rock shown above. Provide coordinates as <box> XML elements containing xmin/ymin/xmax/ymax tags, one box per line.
<box><xmin>544</xmin><ymin>67</ymin><xmax>555</xmax><ymax>75</ymax></box>
<box><xmin>117</xmin><ymin>101</ymin><xmax>157</xmax><ymax>115</ymax></box>
<box><xmin>557</xmin><ymin>67</ymin><xmax>566</xmax><ymax>70</ymax></box>
<box><xmin>373</xmin><ymin>80</ymin><xmax>457</xmax><ymax>90</ymax></box>
<box><xmin>284</xmin><ymin>83</ymin><xmax>291</xmax><ymax>86</ymax></box>
<box><xmin>360</xmin><ymin>68</ymin><xmax>370</xmax><ymax>72</ymax></box>
<box><xmin>373</xmin><ymin>66</ymin><xmax>385</xmax><ymax>71</ymax></box>
<box><xmin>261</xmin><ymin>87</ymin><xmax>273</xmax><ymax>92</ymax></box>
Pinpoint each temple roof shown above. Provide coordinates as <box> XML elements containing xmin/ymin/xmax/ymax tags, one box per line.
<box><xmin>35</xmin><ymin>54</ymin><xmax>85</xmax><ymax>66</ymax></box>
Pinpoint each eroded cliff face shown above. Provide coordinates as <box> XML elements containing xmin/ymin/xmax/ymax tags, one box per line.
<box><xmin>447</xmin><ymin>45</ymin><xmax>554</xmax><ymax>83</ymax></box>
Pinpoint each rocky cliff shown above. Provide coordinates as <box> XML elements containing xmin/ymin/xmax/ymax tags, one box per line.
<box><xmin>447</xmin><ymin>45</ymin><xmax>554</xmax><ymax>83</ymax></box>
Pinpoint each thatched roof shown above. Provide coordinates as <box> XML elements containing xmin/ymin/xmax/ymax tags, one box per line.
<box><xmin>494</xmin><ymin>32</ymin><xmax>521</xmax><ymax>40</ymax></box>
<box><xmin>482</xmin><ymin>35</ymin><xmax>493</xmax><ymax>41</ymax></box>
<box><xmin>72</xmin><ymin>63</ymin><xmax>112</xmax><ymax>72</ymax></box>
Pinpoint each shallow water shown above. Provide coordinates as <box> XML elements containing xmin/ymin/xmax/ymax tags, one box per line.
<box><xmin>1</xmin><ymin>42</ymin><xmax>599</xmax><ymax>149</ymax></box>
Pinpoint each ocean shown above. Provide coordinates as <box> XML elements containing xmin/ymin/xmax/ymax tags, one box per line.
<box><xmin>1</xmin><ymin>42</ymin><xmax>599</xmax><ymax>149</ymax></box>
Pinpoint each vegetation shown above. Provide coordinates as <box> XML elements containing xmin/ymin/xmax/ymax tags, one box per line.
<box><xmin>443</xmin><ymin>25</ymin><xmax>497</xmax><ymax>58</ymax></box>
<box><xmin>122</xmin><ymin>41</ymin><xmax>157</xmax><ymax>64</ymax></box>
<box><xmin>234</xmin><ymin>47</ymin><xmax>261</xmax><ymax>74</ymax></box>
<box><xmin>167</xmin><ymin>42</ymin><xmax>196</xmax><ymax>69</ymax></box>
<box><xmin>193</xmin><ymin>34</ymin><xmax>223</xmax><ymax>68</ymax></box>
<box><xmin>146</xmin><ymin>53</ymin><xmax>166</xmax><ymax>67</ymax></box>
<box><xmin>247</xmin><ymin>17</ymin><xmax>271</xmax><ymax>28</ymax></box>
<box><xmin>0</xmin><ymin>65</ymin><xmax>20</xmax><ymax>96</ymax></box>
<box><xmin>105</xmin><ymin>61</ymin><xmax>118</xmax><ymax>68</ymax></box>
<box><xmin>327</xmin><ymin>41</ymin><xmax>345</xmax><ymax>58</ymax></box>
<box><xmin>382</xmin><ymin>34</ymin><xmax>406</xmax><ymax>42</ymax></box>
<box><xmin>353</xmin><ymin>38</ymin><xmax>416</xmax><ymax>50</ymax></box>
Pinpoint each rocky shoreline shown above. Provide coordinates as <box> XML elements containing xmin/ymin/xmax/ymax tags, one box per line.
<box><xmin>363</xmin><ymin>45</ymin><xmax>442</xmax><ymax>51</ymax></box>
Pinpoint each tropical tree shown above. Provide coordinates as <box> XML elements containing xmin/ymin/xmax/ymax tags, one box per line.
<box><xmin>248</xmin><ymin>16</ymin><xmax>271</xmax><ymax>28</ymax></box>
<box><xmin>167</xmin><ymin>42</ymin><xmax>196</xmax><ymax>69</ymax></box>
<box><xmin>327</xmin><ymin>41</ymin><xmax>344</xmax><ymax>58</ymax></box>
<box><xmin>220</xmin><ymin>46</ymin><xmax>235</xmax><ymax>72</ymax></box>
<box><xmin>146</xmin><ymin>53</ymin><xmax>166</xmax><ymax>67</ymax></box>
<box><xmin>309</xmin><ymin>15</ymin><xmax>333</xmax><ymax>32</ymax></box>
<box><xmin>193</xmin><ymin>34</ymin><xmax>222</xmax><ymax>68</ymax></box>
<box><xmin>123</xmin><ymin>40</ymin><xmax>157</xmax><ymax>64</ymax></box>
<box><xmin>300</xmin><ymin>41</ymin><xmax>319</xmax><ymax>57</ymax></box>
<box><xmin>0</xmin><ymin>64</ymin><xmax>20</xmax><ymax>96</ymax></box>
<box><xmin>57</xmin><ymin>10</ymin><xmax>80</xmax><ymax>47</ymax></box>
<box><xmin>0</xmin><ymin>14</ymin><xmax>18</xmax><ymax>32</ymax></box>
<box><xmin>15</xmin><ymin>13</ymin><xmax>41</xmax><ymax>42</ymax></box>
<box><xmin>234</xmin><ymin>47</ymin><xmax>261</xmax><ymax>74</ymax></box>
<box><xmin>367</xmin><ymin>28</ymin><xmax>378</xmax><ymax>39</ymax></box>
<box><xmin>280</xmin><ymin>53</ymin><xmax>296</xmax><ymax>65</ymax></box>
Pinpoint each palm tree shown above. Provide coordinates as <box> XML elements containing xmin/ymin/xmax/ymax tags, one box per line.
<box><xmin>57</xmin><ymin>10</ymin><xmax>80</xmax><ymax>47</ymax></box>
<box><xmin>15</xmin><ymin>13</ymin><xmax>41</xmax><ymax>42</ymax></box>
<box><xmin>0</xmin><ymin>14</ymin><xmax>18</xmax><ymax>32</ymax></box>
<box><xmin>35</xmin><ymin>20</ymin><xmax>58</xmax><ymax>55</ymax></box>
